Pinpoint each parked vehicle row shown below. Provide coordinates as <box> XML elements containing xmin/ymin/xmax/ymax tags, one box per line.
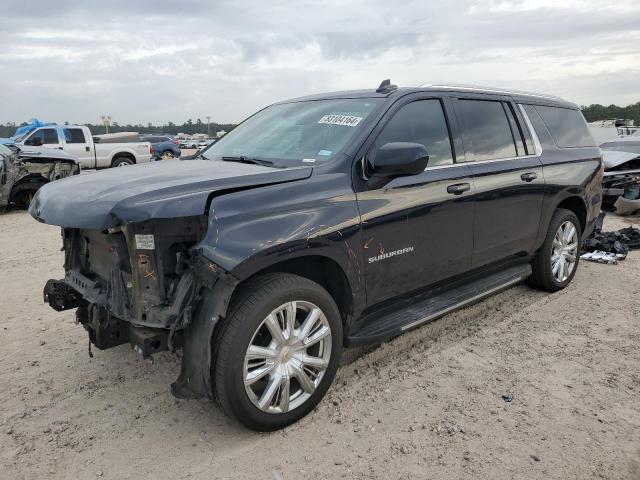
<box><xmin>31</xmin><ymin>81</ymin><xmax>602</xmax><ymax>431</ymax></box>
<box><xmin>140</xmin><ymin>135</ymin><xmax>182</xmax><ymax>161</ymax></box>
<box><xmin>13</xmin><ymin>125</ymin><xmax>152</xmax><ymax>169</ymax></box>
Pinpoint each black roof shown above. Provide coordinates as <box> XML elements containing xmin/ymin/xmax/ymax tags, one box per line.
<box><xmin>279</xmin><ymin>85</ymin><xmax>578</xmax><ymax>109</ymax></box>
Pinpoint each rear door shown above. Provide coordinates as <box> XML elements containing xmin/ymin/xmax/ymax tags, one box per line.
<box><xmin>62</xmin><ymin>127</ymin><xmax>94</xmax><ymax>167</ymax></box>
<box><xmin>452</xmin><ymin>96</ymin><xmax>544</xmax><ymax>268</ymax></box>
<box><xmin>357</xmin><ymin>95</ymin><xmax>475</xmax><ymax>306</ymax></box>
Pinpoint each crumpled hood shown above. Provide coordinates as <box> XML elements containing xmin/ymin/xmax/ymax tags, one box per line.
<box><xmin>18</xmin><ymin>146</ymin><xmax>79</xmax><ymax>163</ymax></box>
<box><xmin>29</xmin><ymin>159</ymin><xmax>312</xmax><ymax>229</ymax></box>
<box><xmin>601</xmin><ymin>150</ymin><xmax>640</xmax><ymax>171</ymax></box>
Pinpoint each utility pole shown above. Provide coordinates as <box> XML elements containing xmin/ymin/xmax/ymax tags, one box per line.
<box><xmin>206</xmin><ymin>116</ymin><xmax>211</xmax><ymax>137</ymax></box>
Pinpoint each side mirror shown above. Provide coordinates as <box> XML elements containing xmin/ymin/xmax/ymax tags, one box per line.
<box><xmin>369</xmin><ymin>142</ymin><xmax>429</xmax><ymax>180</ymax></box>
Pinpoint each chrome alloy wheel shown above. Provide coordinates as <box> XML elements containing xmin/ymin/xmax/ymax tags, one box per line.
<box><xmin>551</xmin><ymin>220</ymin><xmax>578</xmax><ymax>283</ymax></box>
<box><xmin>243</xmin><ymin>301</ymin><xmax>332</xmax><ymax>414</ymax></box>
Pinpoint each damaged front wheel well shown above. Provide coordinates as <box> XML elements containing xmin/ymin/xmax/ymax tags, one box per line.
<box><xmin>223</xmin><ymin>256</ymin><xmax>353</xmax><ymax>330</ymax></box>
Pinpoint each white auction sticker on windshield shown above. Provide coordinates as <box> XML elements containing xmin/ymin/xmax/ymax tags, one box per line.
<box><xmin>317</xmin><ymin>115</ymin><xmax>363</xmax><ymax>127</ymax></box>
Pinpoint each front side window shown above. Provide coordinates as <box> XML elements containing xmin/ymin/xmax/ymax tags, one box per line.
<box><xmin>203</xmin><ymin>98</ymin><xmax>383</xmax><ymax>167</ymax></box>
<box><xmin>457</xmin><ymin>99</ymin><xmax>517</xmax><ymax>161</ymax></box>
<box><xmin>30</xmin><ymin>128</ymin><xmax>59</xmax><ymax>145</ymax></box>
<box><xmin>64</xmin><ymin>128</ymin><xmax>86</xmax><ymax>144</ymax></box>
<box><xmin>374</xmin><ymin>99</ymin><xmax>454</xmax><ymax>167</ymax></box>
<box><xmin>535</xmin><ymin>105</ymin><xmax>596</xmax><ymax>148</ymax></box>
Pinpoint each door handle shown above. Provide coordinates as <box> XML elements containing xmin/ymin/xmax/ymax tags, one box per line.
<box><xmin>85</xmin><ymin>146</ymin><xmax>90</xmax><ymax>152</ymax></box>
<box><xmin>447</xmin><ymin>183</ymin><xmax>471</xmax><ymax>195</ymax></box>
<box><xmin>57</xmin><ymin>147</ymin><xmax>63</xmax><ymax>150</ymax></box>
<box><xmin>521</xmin><ymin>172</ymin><xmax>537</xmax><ymax>182</ymax></box>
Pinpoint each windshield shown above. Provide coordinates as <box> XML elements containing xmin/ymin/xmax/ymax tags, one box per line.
<box><xmin>202</xmin><ymin>98</ymin><xmax>383</xmax><ymax>166</ymax></box>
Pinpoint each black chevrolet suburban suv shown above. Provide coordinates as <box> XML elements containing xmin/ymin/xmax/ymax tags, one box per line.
<box><xmin>30</xmin><ymin>81</ymin><xmax>602</xmax><ymax>431</ymax></box>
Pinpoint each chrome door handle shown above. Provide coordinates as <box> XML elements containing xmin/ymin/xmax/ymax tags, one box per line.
<box><xmin>447</xmin><ymin>183</ymin><xmax>471</xmax><ymax>195</ymax></box>
<box><xmin>521</xmin><ymin>172</ymin><xmax>537</xmax><ymax>182</ymax></box>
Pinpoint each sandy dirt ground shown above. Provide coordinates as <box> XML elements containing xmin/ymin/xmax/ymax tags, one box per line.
<box><xmin>1</xmin><ymin>209</ymin><xmax>639</xmax><ymax>480</ymax></box>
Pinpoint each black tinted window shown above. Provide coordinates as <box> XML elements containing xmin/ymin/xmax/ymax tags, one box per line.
<box><xmin>534</xmin><ymin>106</ymin><xmax>595</xmax><ymax>148</ymax></box>
<box><xmin>375</xmin><ymin>99</ymin><xmax>453</xmax><ymax>167</ymax></box>
<box><xmin>457</xmin><ymin>100</ymin><xmax>517</xmax><ymax>161</ymax></box>
<box><xmin>521</xmin><ymin>104</ymin><xmax>555</xmax><ymax>151</ymax></box>
<box><xmin>63</xmin><ymin>128</ymin><xmax>86</xmax><ymax>144</ymax></box>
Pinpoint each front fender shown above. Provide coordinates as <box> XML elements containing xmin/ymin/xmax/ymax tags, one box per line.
<box><xmin>196</xmin><ymin>172</ymin><xmax>364</xmax><ymax>298</ymax></box>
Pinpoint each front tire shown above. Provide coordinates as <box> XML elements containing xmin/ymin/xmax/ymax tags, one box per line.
<box><xmin>213</xmin><ymin>273</ymin><xmax>342</xmax><ymax>431</ymax></box>
<box><xmin>528</xmin><ymin>208</ymin><xmax>581</xmax><ymax>292</ymax></box>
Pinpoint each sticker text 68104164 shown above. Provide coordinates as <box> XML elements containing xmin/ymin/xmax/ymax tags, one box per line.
<box><xmin>317</xmin><ymin>115</ymin><xmax>363</xmax><ymax>127</ymax></box>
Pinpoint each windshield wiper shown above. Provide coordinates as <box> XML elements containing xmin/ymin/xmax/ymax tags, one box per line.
<box><xmin>221</xmin><ymin>156</ymin><xmax>274</xmax><ymax>167</ymax></box>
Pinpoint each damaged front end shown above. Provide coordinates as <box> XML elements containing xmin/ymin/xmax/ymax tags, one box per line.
<box><xmin>44</xmin><ymin>216</ymin><xmax>238</xmax><ymax>399</ymax></box>
<box><xmin>0</xmin><ymin>145</ymin><xmax>79</xmax><ymax>208</ymax></box>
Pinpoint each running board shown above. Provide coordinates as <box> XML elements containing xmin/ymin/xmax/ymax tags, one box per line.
<box><xmin>346</xmin><ymin>263</ymin><xmax>532</xmax><ymax>347</ymax></box>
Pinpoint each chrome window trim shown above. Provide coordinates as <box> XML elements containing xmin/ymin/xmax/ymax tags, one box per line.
<box><xmin>517</xmin><ymin>104</ymin><xmax>543</xmax><ymax>156</ymax></box>
<box><xmin>422</xmin><ymin>153</ymin><xmax>540</xmax><ymax>172</ymax></box>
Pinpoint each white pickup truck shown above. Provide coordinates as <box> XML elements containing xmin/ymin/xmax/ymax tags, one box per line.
<box><xmin>14</xmin><ymin>125</ymin><xmax>152</xmax><ymax>169</ymax></box>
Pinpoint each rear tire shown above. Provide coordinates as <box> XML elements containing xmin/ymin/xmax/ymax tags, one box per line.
<box><xmin>528</xmin><ymin>208</ymin><xmax>581</xmax><ymax>292</ymax></box>
<box><xmin>213</xmin><ymin>273</ymin><xmax>342</xmax><ymax>431</ymax></box>
<box><xmin>111</xmin><ymin>156</ymin><xmax>134</xmax><ymax>167</ymax></box>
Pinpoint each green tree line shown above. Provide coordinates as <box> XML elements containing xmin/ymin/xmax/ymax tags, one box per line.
<box><xmin>580</xmin><ymin>102</ymin><xmax>640</xmax><ymax>125</ymax></box>
<box><xmin>2</xmin><ymin>102</ymin><xmax>639</xmax><ymax>139</ymax></box>
<box><xmin>0</xmin><ymin>118</ymin><xmax>237</xmax><ymax>138</ymax></box>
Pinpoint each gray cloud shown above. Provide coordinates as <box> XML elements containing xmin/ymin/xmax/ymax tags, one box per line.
<box><xmin>0</xmin><ymin>0</ymin><xmax>638</xmax><ymax>124</ymax></box>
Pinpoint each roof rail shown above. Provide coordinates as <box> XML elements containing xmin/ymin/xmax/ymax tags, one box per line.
<box><xmin>418</xmin><ymin>83</ymin><xmax>565</xmax><ymax>101</ymax></box>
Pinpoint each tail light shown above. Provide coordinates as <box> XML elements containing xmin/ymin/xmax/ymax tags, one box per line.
<box><xmin>150</xmin><ymin>144</ymin><xmax>154</xmax><ymax>155</ymax></box>
<box><xmin>173</xmin><ymin>139</ymin><xmax>180</xmax><ymax>145</ymax></box>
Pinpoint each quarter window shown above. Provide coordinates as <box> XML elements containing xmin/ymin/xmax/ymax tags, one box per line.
<box><xmin>63</xmin><ymin>128</ymin><xmax>86</xmax><ymax>144</ymax></box>
<box><xmin>374</xmin><ymin>99</ymin><xmax>454</xmax><ymax>168</ymax></box>
<box><xmin>534</xmin><ymin>105</ymin><xmax>595</xmax><ymax>148</ymax></box>
<box><xmin>521</xmin><ymin>104</ymin><xmax>556</xmax><ymax>151</ymax></box>
<box><xmin>456</xmin><ymin>100</ymin><xmax>517</xmax><ymax>161</ymax></box>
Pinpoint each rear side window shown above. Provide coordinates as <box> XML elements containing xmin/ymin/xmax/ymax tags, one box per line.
<box><xmin>64</xmin><ymin>128</ymin><xmax>86</xmax><ymax>144</ymax></box>
<box><xmin>375</xmin><ymin>99</ymin><xmax>454</xmax><ymax>167</ymax></box>
<box><xmin>521</xmin><ymin>104</ymin><xmax>555</xmax><ymax>151</ymax></box>
<box><xmin>534</xmin><ymin>106</ymin><xmax>595</xmax><ymax>148</ymax></box>
<box><xmin>456</xmin><ymin>100</ymin><xmax>517</xmax><ymax>161</ymax></box>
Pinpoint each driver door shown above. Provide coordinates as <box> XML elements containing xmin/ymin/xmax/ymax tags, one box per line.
<box><xmin>356</xmin><ymin>96</ymin><xmax>475</xmax><ymax>306</ymax></box>
<box><xmin>24</xmin><ymin>128</ymin><xmax>61</xmax><ymax>150</ymax></box>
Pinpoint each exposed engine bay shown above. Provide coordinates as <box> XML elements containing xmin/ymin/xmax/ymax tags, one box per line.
<box><xmin>42</xmin><ymin>216</ymin><xmax>239</xmax><ymax>398</ymax></box>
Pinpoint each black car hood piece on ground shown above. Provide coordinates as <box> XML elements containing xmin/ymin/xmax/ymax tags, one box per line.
<box><xmin>29</xmin><ymin>159</ymin><xmax>312</xmax><ymax>229</ymax></box>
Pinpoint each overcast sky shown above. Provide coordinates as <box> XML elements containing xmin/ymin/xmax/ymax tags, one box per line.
<box><xmin>1</xmin><ymin>0</ymin><xmax>639</xmax><ymax>125</ymax></box>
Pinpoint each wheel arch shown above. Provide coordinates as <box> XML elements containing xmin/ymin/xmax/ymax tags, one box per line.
<box><xmin>9</xmin><ymin>175</ymin><xmax>49</xmax><ymax>204</ymax></box>
<box><xmin>555</xmin><ymin>195</ymin><xmax>587</xmax><ymax>233</ymax></box>
<box><xmin>111</xmin><ymin>152</ymin><xmax>136</xmax><ymax>164</ymax></box>
<box><xmin>228</xmin><ymin>254</ymin><xmax>355</xmax><ymax>327</ymax></box>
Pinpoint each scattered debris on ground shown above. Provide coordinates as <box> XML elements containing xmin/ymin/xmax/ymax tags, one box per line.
<box><xmin>582</xmin><ymin>212</ymin><xmax>640</xmax><ymax>264</ymax></box>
